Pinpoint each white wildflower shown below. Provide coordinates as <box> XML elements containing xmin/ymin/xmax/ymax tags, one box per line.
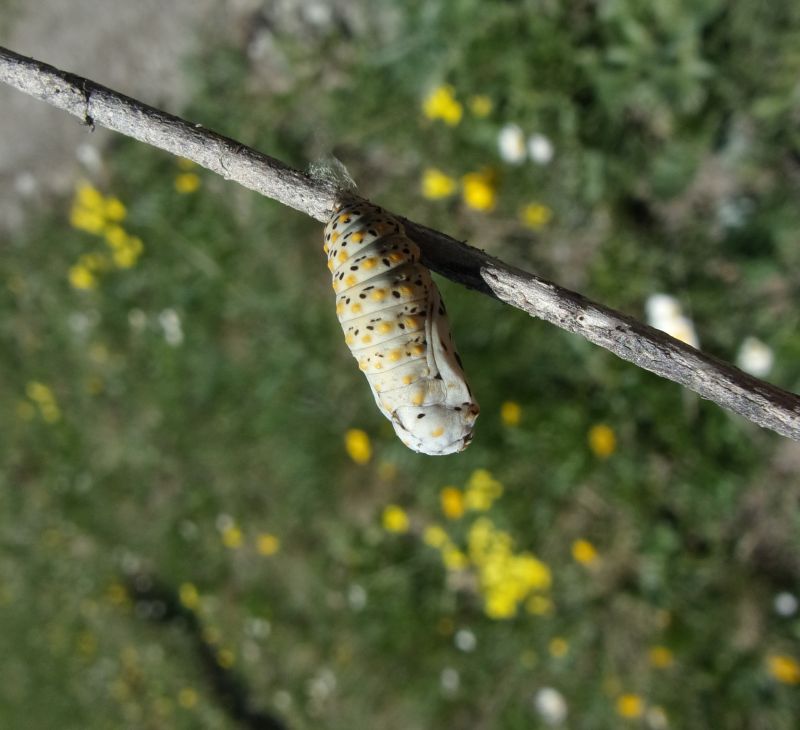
<box><xmin>440</xmin><ymin>667</ymin><xmax>460</xmax><ymax>696</ymax></box>
<box><xmin>128</xmin><ymin>308</ymin><xmax>147</xmax><ymax>331</ymax></box>
<box><xmin>498</xmin><ymin>123</ymin><xmax>526</xmax><ymax>164</ymax></box>
<box><xmin>774</xmin><ymin>592</ymin><xmax>798</xmax><ymax>617</ymax></box>
<box><xmin>528</xmin><ymin>133</ymin><xmax>555</xmax><ymax>165</ymax></box>
<box><xmin>158</xmin><ymin>308</ymin><xmax>184</xmax><ymax>346</ymax></box>
<box><xmin>646</xmin><ymin>706</ymin><xmax>669</xmax><ymax>729</ymax></box>
<box><xmin>736</xmin><ymin>336</ymin><xmax>773</xmax><ymax>378</ymax></box>
<box><xmin>347</xmin><ymin>584</ymin><xmax>367</xmax><ymax>611</ymax></box>
<box><xmin>645</xmin><ymin>293</ymin><xmax>699</xmax><ymax>348</ymax></box>
<box><xmin>76</xmin><ymin>143</ymin><xmax>103</xmax><ymax>174</ymax></box>
<box><xmin>533</xmin><ymin>687</ymin><xmax>568</xmax><ymax>725</ymax></box>
<box><xmin>454</xmin><ymin>628</ymin><xmax>477</xmax><ymax>652</ymax></box>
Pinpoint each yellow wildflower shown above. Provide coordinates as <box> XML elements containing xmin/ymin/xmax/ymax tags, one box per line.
<box><xmin>485</xmin><ymin>589</ymin><xmax>518</xmax><ymax>620</ymax></box>
<box><xmin>462</xmin><ymin>169</ymin><xmax>497</xmax><ymax>212</ymax></box>
<box><xmin>441</xmin><ymin>547</ymin><xmax>468</xmax><ymax>570</ymax></box>
<box><xmin>525</xmin><ymin>595</ymin><xmax>554</xmax><ymax>616</ymax></box>
<box><xmin>648</xmin><ymin>645</ymin><xmax>674</xmax><ymax>669</ymax></box>
<box><xmin>422</xmin><ymin>85</ymin><xmax>463</xmax><ymax>126</ymax></box>
<box><xmin>26</xmin><ymin>381</ymin><xmax>61</xmax><ymax>422</ymax></box>
<box><xmin>221</xmin><ymin>525</ymin><xmax>243</xmax><ymax>549</ymax></box>
<box><xmin>178</xmin><ymin>687</ymin><xmax>198</xmax><ymax>709</ymax></box>
<box><xmin>175</xmin><ymin>172</ymin><xmax>201</xmax><ymax>194</ymax></box>
<box><xmin>440</xmin><ymin>486</ymin><xmax>466</xmax><ymax>519</ymax></box>
<box><xmin>500</xmin><ymin>400</ymin><xmax>521</xmax><ymax>427</ymax></box>
<box><xmin>548</xmin><ymin>637</ymin><xmax>568</xmax><ymax>658</ymax></box>
<box><xmin>344</xmin><ymin>429</ymin><xmax>372</xmax><ymax>465</ymax></box>
<box><xmin>217</xmin><ymin>648</ymin><xmax>235</xmax><ymax>669</ymax></box>
<box><xmin>80</xmin><ymin>252</ymin><xmax>111</xmax><ymax>272</ymax></box>
<box><xmin>382</xmin><ymin>505</ymin><xmax>409</xmax><ymax>534</ymax></box>
<box><xmin>104</xmin><ymin>224</ymin><xmax>129</xmax><ymax>250</ymax></box>
<box><xmin>468</xmin><ymin>95</ymin><xmax>493</xmax><ymax>118</ymax></box>
<box><xmin>520</xmin><ymin>202</ymin><xmax>553</xmax><ymax>229</ymax></box>
<box><xmin>179</xmin><ymin>582</ymin><xmax>200</xmax><ymax>610</ymax></box>
<box><xmin>768</xmin><ymin>654</ymin><xmax>800</xmax><ymax>685</ymax></box>
<box><xmin>75</xmin><ymin>181</ymin><xmax>104</xmax><ymax>210</ymax></box>
<box><xmin>464</xmin><ymin>469</ymin><xmax>503</xmax><ymax>511</ymax></box>
<box><xmin>103</xmin><ymin>197</ymin><xmax>127</xmax><ymax>222</ymax></box>
<box><xmin>69</xmin><ymin>207</ymin><xmax>106</xmax><ymax>234</ymax></box>
<box><xmin>572</xmin><ymin>539</ymin><xmax>598</xmax><ymax>565</ymax></box>
<box><xmin>69</xmin><ymin>264</ymin><xmax>97</xmax><ymax>290</ymax></box>
<box><xmin>423</xmin><ymin>524</ymin><xmax>449</xmax><ymax>548</ymax></box>
<box><xmin>616</xmin><ymin>694</ymin><xmax>644</xmax><ymax>719</ymax></box>
<box><xmin>256</xmin><ymin>533</ymin><xmax>280</xmax><ymax>556</ymax></box>
<box><xmin>588</xmin><ymin>423</ymin><xmax>616</xmax><ymax>458</ymax></box>
<box><xmin>421</xmin><ymin>168</ymin><xmax>457</xmax><ymax>199</ymax></box>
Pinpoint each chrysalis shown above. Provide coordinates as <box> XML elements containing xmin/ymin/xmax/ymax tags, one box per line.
<box><xmin>324</xmin><ymin>200</ymin><xmax>479</xmax><ymax>455</ymax></box>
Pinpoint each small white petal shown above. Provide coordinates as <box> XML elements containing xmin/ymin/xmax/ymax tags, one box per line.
<box><xmin>528</xmin><ymin>133</ymin><xmax>555</xmax><ymax>165</ymax></box>
<box><xmin>347</xmin><ymin>584</ymin><xmax>368</xmax><ymax>611</ymax></box>
<box><xmin>736</xmin><ymin>336</ymin><xmax>773</xmax><ymax>378</ymax></box>
<box><xmin>498</xmin><ymin>123</ymin><xmax>526</xmax><ymax>164</ymax></box>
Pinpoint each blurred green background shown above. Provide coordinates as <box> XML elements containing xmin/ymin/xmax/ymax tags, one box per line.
<box><xmin>3</xmin><ymin>1</ymin><xmax>800</xmax><ymax>728</ymax></box>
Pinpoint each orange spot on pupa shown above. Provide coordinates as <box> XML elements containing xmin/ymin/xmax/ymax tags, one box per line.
<box><xmin>374</xmin><ymin>362</ymin><xmax>383</xmax><ymax>370</ymax></box>
<box><xmin>351</xmin><ymin>231</ymin><xmax>364</xmax><ymax>243</ymax></box>
<box><xmin>389</xmin><ymin>252</ymin><xmax>404</xmax><ymax>263</ymax></box>
<box><xmin>336</xmin><ymin>302</ymin><xmax>345</xmax><ymax>315</ymax></box>
<box><xmin>362</xmin><ymin>258</ymin><xmax>377</xmax><ymax>270</ymax></box>
<box><xmin>338</xmin><ymin>251</ymin><xmax>348</xmax><ymax>263</ymax></box>
<box><xmin>402</xmin><ymin>375</ymin><xmax>413</xmax><ymax>385</ymax></box>
<box><xmin>403</xmin><ymin>317</ymin><xmax>419</xmax><ymax>330</ymax></box>
<box><xmin>371</xmin><ymin>289</ymin><xmax>387</xmax><ymax>302</ymax></box>
<box><xmin>327</xmin><ymin>260</ymin><xmax>334</xmax><ymax>272</ymax></box>
<box><xmin>345</xmin><ymin>334</ymin><xmax>355</xmax><ymax>346</ymax></box>
<box><xmin>411</xmin><ymin>344</ymin><xmax>425</xmax><ymax>356</ymax></box>
<box><xmin>399</xmin><ymin>286</ymin><xmax>413</xmax><ymax>297</ymax></box>
<box><xmin>377</xmin><ymin>322</ymin><xmax>392</xmax><ymax>334</ymax></box>
<box><xmin>351</xmin><ymin>303</ymin><xmax>362</xmax><ymax>314</ymax></box>
<box><xmin>331</xmin><ymin>231</ymin><xmax>340</xmax><ymax>243</ymax></box>
<box><xmin>338</xmin><ymin>215</ymin><xmax>350</xmax><ymax>224</ymax></box>
<box><xmin>431</xmin><ymin>427</ymin><xmax>445</xmax><ymax>437</ymax></box>
<box><xmin>411</xmin><ymin>391</ymin><xmax>424</xmax><ymax>406</ymax></box>
<box><xmin>361</xmin><ymin>335</ymin><xmax>373</xmax><ymax>345</ymax></box>
<box><xmin>345</xmin><ymin>274</ymin><xmax>357</xmax><ymax>287</ymax></box>
<box><xmin>388</xmin><ymin>350</ymin><xmax>402</xmax><ymax>362</ymax></box>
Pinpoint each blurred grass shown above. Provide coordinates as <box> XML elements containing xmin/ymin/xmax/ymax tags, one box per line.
<box><xmin>3</xmin><ymin>0</ymin><xmax>800</xmax><ymax>728</ymax></box>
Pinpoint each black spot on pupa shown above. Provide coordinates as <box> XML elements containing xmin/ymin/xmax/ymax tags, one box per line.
<box><xmin>366</xmin><ymin>325</ymin><xmax>374</xmax><ymax>331</ymax></box>
<box><xmin>454</xmin><ymin>352</ymin><xmax>463</xmax><ymax>368</ymax></box>
<box><xmin>454</xmin><ymin>406</ymin><xmax>461</xmax><ymax>411</ymax></box>
<box><xmin>417</xmin><ymin>414</ymin><xmax>425</xmax><ymax>419</ymax></box>
<box><xmin>350</xmin><ymin>266</ymin><xmax>359</xmax><ymax>271</ymax></box>
<box><xmin>354</xmin><ymin>329</ymin><xmax>359</xmax><ymax>335</ymax></box>
<box><xmin>398</xmin><ymin>323</ymin><xmax>405</xmax><ymax>330</ymax></box>
<box><xmin>359</xmin><ymin>293</ymin><xmax>366</xmax><ymax>299</ymax></box>
<box><xmin>382</xmin><ymin>258</ymin><xmax>391</xmax><ymax>267</ymax></box>
<box><xmin>392</xmin><ymin>291</ymin><xmax>401</xmax><ymax>298</ymax></box>
<box><xmin>434</xmin><ymin>373</ymin><xmax>443</xmax><ymax>380</ymax></box>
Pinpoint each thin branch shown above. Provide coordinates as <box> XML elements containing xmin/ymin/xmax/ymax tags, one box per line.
<box><xmin>2</xmin><ymin>45</ymin><xmax>799</xmax><ymax>440</ymax></box>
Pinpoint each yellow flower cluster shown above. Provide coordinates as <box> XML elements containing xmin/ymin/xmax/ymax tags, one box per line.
<box><xmin>217</xmin><ymin>520</ymin><xmax>281</xmax><ymax>555</ymax></box>
<box><xmin>648</xmin><ymin>645</ymin><xmax>674</xmax><ymax>668</ymax></box>
<box><xmin>469</xmin><ymin>517</ymin><xmax>551</xmax><ymax>619</ymax></box>
<box><xmin>24</xmin><ymin>381</ymin><xmax>61</xmax><ymax>423</ymax></box>
<box><xmin>464</xmin><ymin>469</ymin><xmax>503</xmax><ymax>511</ymax></box>
<box><xmin>422</xmin><ymin>85</ymin><xmax>463</xmax><ymax>126</ymax></box>
<box><xmin>440</xmin><ymin>486</ymin><xmax>466</xmax><ymax>520</ymax></box>
<box><xmin>344</xmin><ymin>428</ymin><xmax>372</xmax><ymax>465</ymax></box>
<box><xmin>68</xmin><ymin>182</ymin><xmax>144</xmax><ymax>290</ymax></box>
<box><xmin>616</xmin><ymin>693</ymin><xmax>644</xmax><ymax>719</ymax></box>
<box><xmin>468</xmin><ymin>95</ymin><xmax>493</xmax><ymax>118</ymax></box>
<box><xmin>420</xmin><ymin>166</ymin><xmax>498</xmax><ymax>212</ymax></box>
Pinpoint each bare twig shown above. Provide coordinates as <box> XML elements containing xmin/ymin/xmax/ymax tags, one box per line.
<box><xmin>2</xmin><ymin>45</ymin><xmax>799</xmax><ymax>440</ymax></box>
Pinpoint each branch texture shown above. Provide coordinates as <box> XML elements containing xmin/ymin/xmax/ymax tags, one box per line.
<box><xmin>2</xmin><ymin>45</ymin><xmax>799</xmax><ymax>440</ymax></box>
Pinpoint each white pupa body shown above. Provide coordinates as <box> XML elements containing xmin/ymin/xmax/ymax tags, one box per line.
<box><xmin>324</xmin><ymin>201</ymin><xmax>479</xmax><ymax>455</ymax></box>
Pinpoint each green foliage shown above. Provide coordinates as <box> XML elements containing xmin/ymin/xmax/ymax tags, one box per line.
<box><xmin>2</xmin><ymin>1</ymin><xmax>800</xmax><ymax>728</ymax></box>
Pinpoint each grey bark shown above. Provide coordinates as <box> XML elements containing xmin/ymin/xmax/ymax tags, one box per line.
<box><xmin>2</xmin><ymin>45</ymin><xmax>799</xmax><ymax>440</ymax></box>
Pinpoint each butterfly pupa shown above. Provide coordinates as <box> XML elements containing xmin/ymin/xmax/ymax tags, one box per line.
<box><xmin>324</xmin><ymin>200</ymin><xmax>479</xmax><ymax>455</ymax></box>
